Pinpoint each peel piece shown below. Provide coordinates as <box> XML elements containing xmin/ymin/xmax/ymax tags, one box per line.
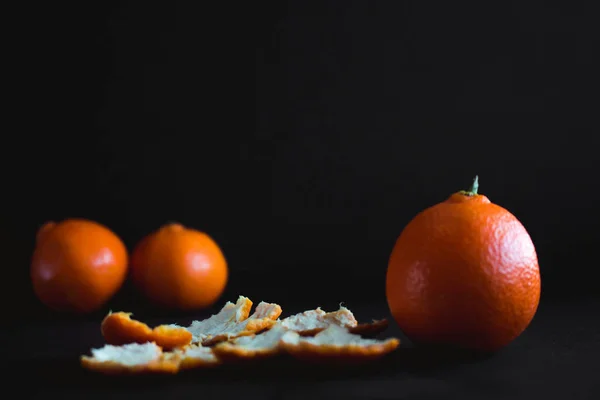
<box><xmin>280</xmin><ymin>324</ymin><xmax>399</xmax><ymax>362</ymax></box>
<box><xmin>349</xmin><ymin>319</ymin><xmax>389</xmax><ymax>337</ymax></box>
<box><xmin>201</xmin><ymin>301</ymin><xmax>283</xmax><ymax>346</ymax></box>
<box><xmin>80</xmin><ymin>342</ymin><xmax>179</xmax><ymax>374</ymax></box>
<box><xmin>169</xmin><ymin>344</ymin><xmax>220</xmax><ymax>370</ymax></box>
<box><xmin>185</xmin><ymin>296</ymin><xmax>254</xmax><ymax>344</ymax></box>
<box><xmin>280</xmin><ymin>306</ymin><xmax>358</xmax><ymax>336</ymax></box>
<box><xmin>101</xmin><ymin>311</ymin><xmax>192</xmax><ymax>350</ymax></box>
<box><xmin>280</xmin><ymin>306</ymin><xmax>389</xmax><ymax>337</ymax></box>
<box><xmin>279</xmin><ymin>308</ymin><xmax>326</xmax><ymax>333</ymax></box>
<box><xmin>212</xmin><ymin>323</ymin><xmax>289</xmax><ymax>361</ymax></box>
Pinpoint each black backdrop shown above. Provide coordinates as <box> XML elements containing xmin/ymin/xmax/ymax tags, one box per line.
<box><xmin>4</xmin><ymin>1</ymin><xmax>598</xmax><ymax>324</ymax></box>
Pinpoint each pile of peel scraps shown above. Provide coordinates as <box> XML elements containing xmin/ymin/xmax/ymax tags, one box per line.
<box><xmin>81</xmin><ymin>296</ymin><xmax>400</xmax><ymax>374</ymax></box>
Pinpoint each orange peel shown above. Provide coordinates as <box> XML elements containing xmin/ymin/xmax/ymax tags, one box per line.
<box><xmin>280</xmin><ymin>324</ymin><xmax>399</xmax><ymax>363</ymax></box>
<box><xmin>212</xmin><ymin>323</ymin><xmax>289</xmax><ymax>361</ymax></box>
<box><xmin>184</xmin><ymin>296</ymin><xmax>253</xmax><ymax>344</ymax></box>
<box><xmin>185</xmin><ymin>297</ymin><xmax>281</xmax><ymax>346</ymax></box>
<box><xmin>101</xmin><ymin>311</ymin><xmax>192</xmax><ymax>350</ymax></box>
<box><xmin>202</xmin><ymin>301</ymin><xmax>282</xmax><ymax>345</ymax></box>
<box><xmin>169</xmin><ymin>344</ymin><xmax>221</xmax><ymax>370</ymax></box>
<box><xmin>279</xmin><ymin>306</ymin><xmax>357</xmax><ymax>336</ymax></box>
<box><xmin>83</xmin><ymin>296</ymin><xmax>396</xmax><ymax>373</ymax></box>
<box><xmin>280</xmin><ymin>306</ymin><xmax>389</xmax><ymax>337</ymax></box>
<box><xmin>349</xmin><ymin>319</ymin><xmax>389</xmax><ymax>337</ymax></box>
<box><xmin>80</xmin><ymin>342</ymin><xmax>180</xmax><ymax>374</ymax></box>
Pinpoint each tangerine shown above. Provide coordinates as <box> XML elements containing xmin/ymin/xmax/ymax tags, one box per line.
<box><xmin>130</xmin><ymin>223</ymin><xmax>228</xmax><ymax>311</ymax></box>
<box><xmin>30</xmin><ymin>218</ymin><xmax>128</xmax><ymax>313</ymax></box>
<box><xmin>386</xmin><ymin>177</ymin><xmax>541</xmax><ymax>352</ymax></box>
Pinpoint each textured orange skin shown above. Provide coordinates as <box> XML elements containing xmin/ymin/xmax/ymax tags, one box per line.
<box><xmin>281</xmin><ymin>338</ymin><xmax>400</xmax><ymax>364</ymax></box>
<box><xmin>81</xmin><ymin>349</ymin><xmax>181</xmax><ymax>375</ymax></box>
<box><xmin>349</xmin><ymin>319</ymin><xmax>389</xmax><ymax>337</ymax></box>
<box><xmin>30</xmin><ymin>219</ymin><xmax>128</xmax><ymax>314</ymax></box>
<box><xmin>101</xmin><ymin>312</ymin><xmax>153</xmax><ymax>345</ymax></box>
<box><xmin>152</xmin><ymin>325</ymin><xmax>194</xmax><ymax>349</ymax></box>
<box><xmin>101</xmin><ymin>312</ymin><xmax>192</xmax><ymax>349</ymax></box>
<box><xmin>130</xmin><ymin>223</ymin><xmax>228</xmax><ymax>311</ymax></box>
<box><xmin>386</xmin><ymin>192</ymin><xmax>541</xmax><ymax>352</ymax></box>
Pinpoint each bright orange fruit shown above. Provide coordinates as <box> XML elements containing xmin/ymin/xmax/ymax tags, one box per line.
<box><xmin>30</xmin><ymin>219</ymin><xmax>128</xmax><ymax>313</ymax></box>
<box><xmin>130</xmin><ymin>223</ymin><xmax>228</xmax><ymax>311</ymax></box>
<box><xmin>386</xmin><ymin>177</ymin><xmax>541</xmax><ymax>352</ymax></box>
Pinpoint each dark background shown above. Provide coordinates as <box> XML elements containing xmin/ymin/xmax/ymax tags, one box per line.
<box><xmin>3</xmin><ymin>2</ymin><xmax>600</xmax><ymax>399</ymax></box>
<box><xmin>3</xmin><ymin>1</ymin><xmax>599</xmax><ymax>324</ymax></box>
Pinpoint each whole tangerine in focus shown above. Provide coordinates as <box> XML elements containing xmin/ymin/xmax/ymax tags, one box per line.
<box><xmin>386</xmin><ymin>176</ymin><xmax>541</xmax><ymax>352</ymax></box>
<box><xmin>30</xmin><ymin>219</ymin><xmax>128</xmax><ymax>313</ymax></box>
<box><xmin>130</xmin><ymin>223</ymin><xmax>228</xmax><ymax>311</ymax></box>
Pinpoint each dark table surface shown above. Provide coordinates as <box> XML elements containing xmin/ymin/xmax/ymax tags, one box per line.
<box><xmin>5</xmin><ymin>298</ymin><xmax>598</xmax><ymax>400</ymax></box>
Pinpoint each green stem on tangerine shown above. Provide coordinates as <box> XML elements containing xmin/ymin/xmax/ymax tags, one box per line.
<box><xmin>458</xmin><ymin>175</ymin><xmax>479</xmax><ymax>196</ymax></box>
